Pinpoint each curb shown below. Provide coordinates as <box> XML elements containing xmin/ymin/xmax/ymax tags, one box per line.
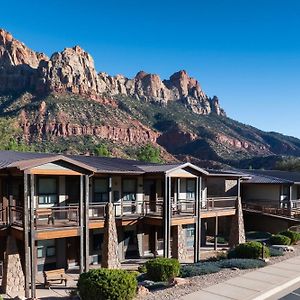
<box><xmin>253</xmin><ymin>275</ymin><xmax>300</xmax><ymax>300</ymax></box>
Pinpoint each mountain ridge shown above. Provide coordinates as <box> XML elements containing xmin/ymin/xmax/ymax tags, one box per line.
<box><xmin>0</xmin><ymin>28</ymin><xmax>300</xmax><ymax>168</ymax></box>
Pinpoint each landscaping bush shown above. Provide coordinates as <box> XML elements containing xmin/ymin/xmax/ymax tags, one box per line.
<box><xmin>138</xmin><ymin>264</ymin><xmax>147</xmax><ymax>274</ymax></box>
<box><xmin>207</xmin><ymin>251</ymin><xmax>228</xmax><ymax>262</ymax></box>
<box><xmin>269</xmin><ymin>247</ymin><xmax>284</xmax><ymax>257</ymax></box>
<box><xmin>217</xmin><ymin>259</ymin><xmax>266</xmax><ymax>269</ymax></box>
<box><xmin>246</xmin><ymin>231</ymin><xmax>272</xmax><ymax>241</ymax></box>
<box><xmin>180</xmin><ymin>262</ymin><xmax>221</xmax><ymax>278</ymax></box>
<box><xmin>280</xmin><ymin>231</ymin><xmax>300</xmax><ymax>245</ymax></box>
<box><xmin>77</xmin><ymin>268</ymin><xmax>137</xmax><ymax>300</ymax></box>
<box><xmin>268</xmin><ymin>234</ymin><xmax>291</xmax><ymax>246</ymax></box>
<box><xmin>233</xmin><ymin>241</ymin><xmax>270</xmax><ymax>259</ymax></box>
<box><xmin>145</xmin><ymin>258</ymin><xmax>180</xmax><ymax>282</ymax></box>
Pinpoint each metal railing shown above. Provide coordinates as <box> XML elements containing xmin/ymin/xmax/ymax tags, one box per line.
<box><xmin>201</xmin><ymin>197</ymin><xmax>237</xmax><ymax>211</ymax></box>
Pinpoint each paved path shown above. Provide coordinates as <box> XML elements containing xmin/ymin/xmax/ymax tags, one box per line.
<box><xmin>181</xmin><ymin>256</ymin><xmax>300</xmax><ymax>300</ymax></box>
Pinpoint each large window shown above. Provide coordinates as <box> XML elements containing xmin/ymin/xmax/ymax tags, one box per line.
<box><xmin>37</xmin><ymin>240</ymin><xmax>56</xmax><ymax>258</ymax></box>
<box><xmin>123</xmin><ymin>179</ymin><xmax>136</xmax><ymax>202</ymax></box>
<box><xmin>186</xmin><ymin>179</ymin><xmax>196</xmax><ymax>200</ymax></box>
<box><xmin>94</xmin><ymin>178</ymin><xmax>109</xmax><ymax>202</ymax></box>
<box><xmin>38</xmin><ymin>177</ymin><xmax>58</xmax><ymax>205</ymax></box>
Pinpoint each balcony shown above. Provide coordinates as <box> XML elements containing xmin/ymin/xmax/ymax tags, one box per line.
<box><xmin>202</xmin><ymin>197</ymin><xmax>237</xmax><ymax>211</ymax></box>
<box><xmin>0</xmin><ymin>206</ymin><xmax>8</xmax><ymax>227</ymax></box>
<box><xmin>242</xmin><ymin>199</ymin><xmax>300</xmax><ymax>218</ymax></box>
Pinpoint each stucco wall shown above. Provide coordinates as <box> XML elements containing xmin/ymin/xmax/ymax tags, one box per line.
<box><xmin>242</xmin><ymin>184</ymin><xmax>280</xmax><ymax>202</ymax></box>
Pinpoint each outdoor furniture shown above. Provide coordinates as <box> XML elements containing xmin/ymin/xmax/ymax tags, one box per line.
<box><xmin>43</xmin><ymin>268</ymin><xmax>68</xmax><ymax>288</ymax></box>
<box><xmin>35</xmin><ymin>208</ymin><xmax>54</xmax><ymax>225</ymax></box>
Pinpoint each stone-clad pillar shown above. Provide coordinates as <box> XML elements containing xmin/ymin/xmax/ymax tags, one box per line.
<box><xmin>2</xmin><ymin>236</ymin><xmax>25</xmax><ymax>295</ymax></box>
<box><xmin>229</xmin><ymin>196</ymin><xmax>246</xmax><ymax>247</ymax></box>
<box><xmin>172</xmin><ymin>225</ymin><xmax>188</xmax><ymax>261</ymax></box>
<box><xmin>101</xmin><ymin>203</ymin><xmax>121</xmax><ymax>268</ymax></box>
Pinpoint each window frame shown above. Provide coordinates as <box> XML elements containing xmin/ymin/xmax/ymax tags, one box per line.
<box><xmin>37</xmin><ymin>176</ymin><xmax>58</xmax><ymax>205</ymax></box>
<box><xmin>122</xmin><ymin>178</ymin><xmax>137</xmax><ymax>202</ymax></box>
<box><xmin>93</xmin><ymin>177</ymin><xmax>109</xmax><ymax>202</ymax></box>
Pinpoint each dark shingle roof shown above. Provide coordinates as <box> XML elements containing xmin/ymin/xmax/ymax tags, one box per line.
<box><xmin>241</xmin><ymin>169</ymin><xmax>298</xmax><ymax>184</ymax></box>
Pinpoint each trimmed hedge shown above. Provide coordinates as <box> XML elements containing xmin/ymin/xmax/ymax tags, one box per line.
<box><xmin>145</xmin><ymin>258</ymin><xmax>180</xmax><ymax>282</ymax></box>
<box><xmin>77</xmin><ymin>269</ymin><xmax>137</xmax><ymax>300</ymax></box>
<box><xmin>280</xmin><ymin>231</ymin><xmax>300</xmax><ymax>245</ymax></box>
<box><xmin>269</xmin><ymin>234</ymin><xmax>291</xmax><ymax>246</ymax></box>
<box><xmin>246</xmin><ymin>231</ymin><xmax>272</xmax><ymax>240</ymax></box>
<box><xmin>217</xmin><ymin>259</ymin><xmax>266</xmax><ymax>269</ymax></box>
<box><xmin>180</xmin><ymin>262</ymin><xmax>221</xmax><ymax>278</ymax></box>
<box><xmin>233</xmin><ymin>241</ymin><xmax>270</xmax><ymax>259</ymax></box>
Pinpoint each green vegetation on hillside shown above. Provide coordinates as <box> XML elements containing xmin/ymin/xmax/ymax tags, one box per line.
<box><xmin>137</xmin><ymin>143</ymin><xmax>161</xmax><ymax>163</ymax></box>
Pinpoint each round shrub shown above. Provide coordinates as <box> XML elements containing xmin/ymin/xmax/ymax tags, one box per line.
<box><xmin>217</xmin><ymin>258</ymin><xmax>266</xmax><ymax>269</ymax></box>
<box><xmin>269</xmin><ymin>234</ymin><xmax>291</xmax><ymax>246</ymax></box>
<box><xmin>180</xmin><ymin>262</ymin><xmax>221</xmax><ymax>278</ymax></box>
<box><xmin>280</xmin><ymin>231</ymin><xmax>300</xmax><ymax>245</ymax></box>
<box><xmin>77</xmin><ymin>268</ymin><xmax>137</xmax><ymax>300</ymax></box>
<box><xmin>145</xmin><ymin>258</ymin><xmax>180</xmax><ymax>282</ymax></box>
<box><xmin>233</xmin><ymin>241</ymin><xmax>270</xmax><ymax>259</ymax></box>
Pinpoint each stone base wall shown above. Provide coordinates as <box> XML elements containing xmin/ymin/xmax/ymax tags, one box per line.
<box><xmin>229</xmin><ymin>197</ymin><xmax>246</xmax><ymax>247</ymax></box>
<box><xmin>2</xmin><ymin>236</ymin><xmax>25</xmax><ymax>295</ymax></box>
<box><xmin>172</xmin><ymin>225</ymin><xmax>188</xmax><ymax>261</ymax></box>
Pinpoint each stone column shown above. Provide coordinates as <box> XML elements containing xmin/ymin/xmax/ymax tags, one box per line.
<box><xmin>2</xmin><ymin>236</ymin><xmax>25</xmax><ymax>295</ymax></box>
<box><xmin>229</xmin><ymin>197</ymin><xmax>246</xmax><ymax>247</ymax></box>
<box><xmin>172</xmin><ymin>225</ymin><xmax>188</xmax><ymax>261</ymax></box>
<box><xmin>101</xmin><ymin>203</ymin><xmax>121</xmax><ymax>268</ymax></box>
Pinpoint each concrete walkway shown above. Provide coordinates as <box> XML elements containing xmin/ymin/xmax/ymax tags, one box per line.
<box><xmin>181</xmin><ymin>256</ymin><xmax>300</xmax><ymax>300</ymax></box>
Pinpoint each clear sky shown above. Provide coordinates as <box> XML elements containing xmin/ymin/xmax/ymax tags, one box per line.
<box><xmin>2</xmin><ymin>0</ymin><xmax>300</xmax><ymax>137</ymax></box>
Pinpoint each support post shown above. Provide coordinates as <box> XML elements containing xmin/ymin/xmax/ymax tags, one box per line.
<box><xmin>23</xmin><ymin>174</ymin><xmax>30</xmax><ymax>298</ymax></box>
<box><xmin>30</xmin><ymin>174</ymin><xmax>36</xmax><ymax>299</ymax></box>
<box><xmin>163</xmin><ymin>175</ymin><xmax>171</xmax><ymax>258</ymax></box>
<box><xmin>79</xmin><ymin>175</ymin><xmax>84</xmax><ymax>274</ymax></box>
<box><xmin>85</xmin><ymin>175</ymin><xmax>90</xmax><ymax>272</ymax></box>
<box><xmin>194</xmin><ymin>176</ymin><xmax>202</xmax><ymax>262</ymax></box>
<box><xmin>214</xmin><ymin>215</ymin><xmax>218</xmax><ymax>251</ymax></box>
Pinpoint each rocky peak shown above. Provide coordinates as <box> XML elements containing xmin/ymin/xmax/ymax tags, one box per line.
<box><xmin>0</xmin><ymin>29</ymin><xmax>226</xmax><ymax>117</ymax></box>
<box><xmin>38</xmin><ymin>45</ymin><xmax>100</xmax><ymax>98</ymax></box>
<box><xmin>0</xmin><ymin>29</ymin><xmax>48</xmax><ymax>68</ymax></box>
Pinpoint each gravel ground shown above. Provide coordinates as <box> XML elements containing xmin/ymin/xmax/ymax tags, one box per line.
<box><xmin>138</xmin><ymin>244</ymin><xmax>300</xmax><ymax>300</ymax></box>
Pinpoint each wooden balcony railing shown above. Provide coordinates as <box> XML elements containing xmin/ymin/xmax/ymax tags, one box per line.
<box><xmin>243</xmin><ymin>199</ymin><xmax>300</xmax><ymax>218</ymax></box>
<box><xmin>34</xmin><ymin>206</ymin><xmax>79</xmax><ymax>229</ymax></box>
<box><xmin>0</xmin><ymin>206</ymin><xmax>8</xmax><ymax>227</ymax></box>
<box><xmin>201</xmin><ymin>197</ymin><xmax>237</xmax><ymax>211</ymax></box>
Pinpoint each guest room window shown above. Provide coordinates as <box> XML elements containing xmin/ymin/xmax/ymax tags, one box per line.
<box><xmin>123</xmin><ymin>179</ymin><xmax>136</xmax><ymax>201</ymax></box>
<box><xmin>38</xmin><ymin>177</ymin><xmax>58</xmax><ymax>205</ymax></box>
<box><xmin>94</xmin><ymin>178</ymin><xmax>109</xmax><ymax>202</ymax></box>
<box><xmin>186</xmin><ymin>179</ymin><xmax>196</xmax><ymax>200</ymax></box>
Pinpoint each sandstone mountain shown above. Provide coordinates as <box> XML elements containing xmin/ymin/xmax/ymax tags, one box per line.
<box><xmin>0</xmin><ymin>28</ymin><xmax>299</xmax><ymax>168</ymax></box>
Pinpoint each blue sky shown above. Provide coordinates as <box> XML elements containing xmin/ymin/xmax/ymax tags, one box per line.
<box><xmin>2</xmin><ymin>0</ymin><xmax>300</xmax><ymax>137</ymax></box>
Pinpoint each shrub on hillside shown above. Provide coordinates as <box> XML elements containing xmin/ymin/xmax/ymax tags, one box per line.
<box><xmin>77</xmin><ymin>268</ymin><xmax>137</xmax><ymax>300</ymax></box>
<box><xmin>232</xmin><ymin>241</ymin><xmax>270</xmax><ymax>259</ymax></box>
<box><xmin>268</xmin><ymin>234</ymin><xmax>291</xmax><ymax>246</ymax></box>
<box><xmin>180</xmin><ymin>262</ymin><xmax>221</xmax><ymax>278</ymax></box>
<box><xmin>145</xmin><ymin>258</ymin><xmax>180</xmax><ymax>282</ymax></box>
<box><xmin>217</xmin><ymin>258</ymin><xmax>266</xmax><ymax>269</ymax></box>
<box><xmin>280</xmin><ymin>231</ymin><xmax>300</xmax><ymax>245</ymax></box>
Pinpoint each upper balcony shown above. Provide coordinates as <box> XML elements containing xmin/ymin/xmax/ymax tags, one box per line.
<box><xmin>4</xmin><ymin>196</ymin><xmax>238</xmax><ymax>231</ymax></box>
<box><xmin>242</xmin><ymin>199</ymin><xmax>300</xmax><ymax>218</ymax></box>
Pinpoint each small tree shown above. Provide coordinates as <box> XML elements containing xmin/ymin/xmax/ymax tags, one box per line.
<box><xmin>137</xmin><ymin>143</ymin><xmax>161</xmax><ymax>163</ymax></box>
<box><xmin>94</xmin><ymin>144</ymin><xmax>110</xmax><ymax>157</ymax></box>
